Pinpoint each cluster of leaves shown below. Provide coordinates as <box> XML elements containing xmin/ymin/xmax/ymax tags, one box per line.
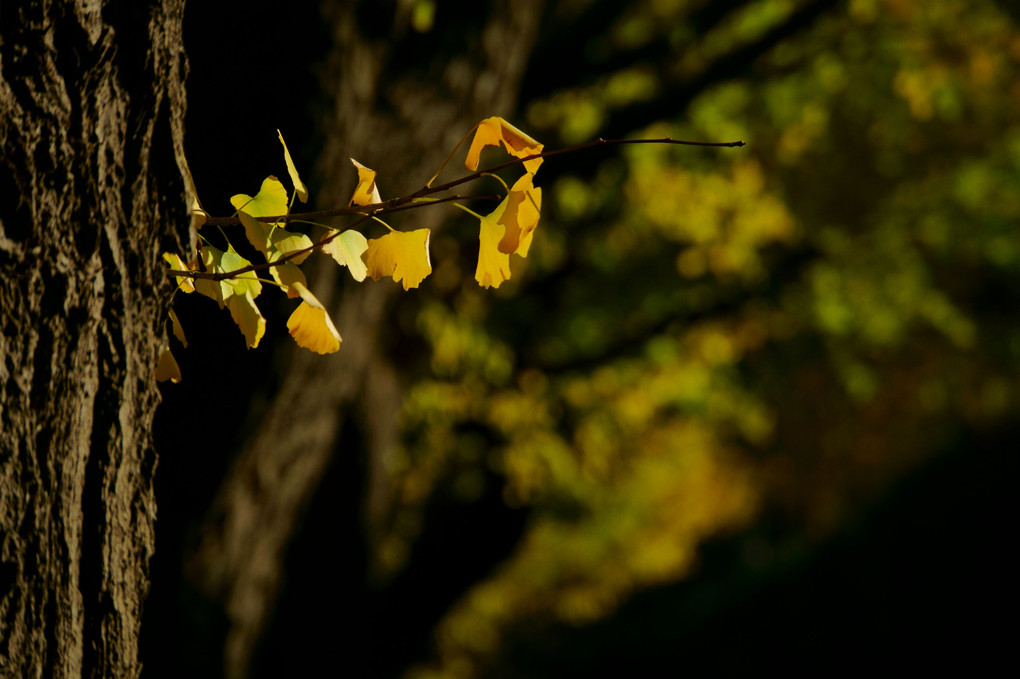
<box><xmin>157</xmin><ymin>117</ymin><xmax>546</xmax><ymax>382</ymax></box>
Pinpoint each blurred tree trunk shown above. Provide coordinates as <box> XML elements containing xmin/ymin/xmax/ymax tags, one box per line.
<box><xmin>184</xmin><ymin>2</ymin><xmax>543</xmax><ymax>677</ymax></box>
<box><xmin>0</xmin><ymin>2</ymin><xmax>191</xmax><ymax>676</ymax></box>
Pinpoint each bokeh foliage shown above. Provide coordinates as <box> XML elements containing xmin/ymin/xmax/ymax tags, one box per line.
<box><xmin>361</xmin><ymin>0</ymin><xmax>1019</xmax><ymax>675</ymax></box>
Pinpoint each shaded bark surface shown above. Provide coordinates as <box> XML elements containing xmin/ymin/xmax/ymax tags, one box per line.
<box><xmin>0</xmin><ymin>1</ymin><xmax>191</xmax><ymax>676</ymax></box>
<box><xmin>177</xmin><ymin>3</ymin><xmax>543</xmax><ymax>677</ymax></box>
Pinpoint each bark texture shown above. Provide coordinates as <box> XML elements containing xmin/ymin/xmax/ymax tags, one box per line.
<box><xmin>184</xmin><ymin>2</ymin><xmax>543</xmax><ymax>676</ymax></box>
<box><xmin>0</xmin><ymin>1</ymin><xmax>191</xmax><ymax>676</ymax></box>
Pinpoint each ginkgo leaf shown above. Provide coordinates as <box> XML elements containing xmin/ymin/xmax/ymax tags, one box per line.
<box><xmin>268</xmin><ymin>228</ymin><xmax>313</xmax><ymax>265</ymax></box>
<box><xmin>231</xmin><ymin>176</ymin><xmax>288</xmax><ymax>225</ymax></box>
<box><xmin>270</xmin><ymin>261</ymin><xmax>308</xmax><ymax>299</ymax></box>
<box><xmin>193</xmin><ymin>277</ymin><xmax>225</xmax><ymax>308</ymax></box>
<box><xmin>364</xmin><ymin>228</ymin><xmax>432</xmax><ymax>290</ymax></box>
<box><xmin>236</xmin><ymin>211</ymin><xmax>274</xmax><ymax>255</ymax></box>
<box><xmin>195</xmin><ymin>244</ymin><xmax>260</xmax><ymax>308</ymax></box>
<box><xmin>496</xmin><ymin>172</ymin><xmax>542</xmax><ymax>255</ymax></box>
<box><xmin>219</xmin><ymin>245</ymin><xmax>261</xmax><ymax>299</ymax></box>
<box><xmin>163</xmin><ymin>252</ymin><xmax>196</xmax><ymax>293</ymax></box>
<box><xmin>169</xmin><ymin>309</ymin><xmax>188</xmax><ymax>347</ymax></box>
<box><xmin>180</xmin><ymin>161</ymin><xmax>208</xmax><ymax>230</ymax></box>
<box><xmin>465</xmin><ymin>117</ymin><xmax>544</xmax><ymax>174</ymax></box>
<box><xmin>322</xmin><ymin>229</ymin><xmax>369</xmax><ymax>281</ymax></box>
<box><xmin>227</xmin><ymin>290</ymin><xmax>266</xmax><ymax>349</ymax></box>
<box><xmin>156</xmin><ymin>346</ymin><xmax>182</xmax><ymax>383</ymax></box>
<box><xmin>235</xmin><ymin>210</ymin><xmax>313</xmax><ymax>262</ymax></box>
<box><xmin>278</xmin><ymin>129</ymin><xmax>308</xmax><ymax>203</ymax></box>
<box><xmin>349</xmin><ymin>158</ymin><xmax>382</xmax><ymax>206</ymax></box>
<box><xmin>287</xmin><ymin>282</ymin><xmax>341</xmax><ymax>354</ymax></box>
<box><xmin>476</xmin><ymin>209</ymin><xmax>512</xmax><ymax>289</ymax></box>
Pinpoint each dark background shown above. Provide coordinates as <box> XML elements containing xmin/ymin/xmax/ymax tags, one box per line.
<box><xmin>143</xmin><ymin>1</ymin><xmax>1019</xmax><ymax>676</ymax></box>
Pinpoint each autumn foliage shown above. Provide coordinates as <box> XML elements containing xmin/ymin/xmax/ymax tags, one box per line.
<box><xmin>160</xmin><ymin>117</ymin><xmax>548</xmax><ymax>380</ymax></box>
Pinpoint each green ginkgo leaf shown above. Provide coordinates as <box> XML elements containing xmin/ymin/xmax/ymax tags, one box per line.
<box><xmin>219</xmin><ymin>245</ymin><xmax>261</xmax><ymax>299</ymax></box>
<box><xmin>195</xmin><ymin>244</ymin><xmax>260</xmax><ymax>307</ymax></box>
<box><xmin>231</xmin><ymin>176</ymin><xmax>289</xmax><ymax>221</ymax></box>
<box><xmin>269</xmin><ymin>228</ymin><xmax>313</xmax><ymax>266</ymax></box>
<box><xmin>323</xmin><ymin>229</ymin><xmax>369</xmax><ymax>281</ymax></box>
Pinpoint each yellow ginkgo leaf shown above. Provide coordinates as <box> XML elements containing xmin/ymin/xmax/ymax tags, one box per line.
<box><xmin>287</xmin><ymin>282</ymin><xmax>341</xmax><ymax>354</ymax></box>
<box><xmin>278</xmin><ymin>129</ymin><xmax>308</xmax><ymax>203</ymax></box>
<box><xmin>268</xmin><ymin>228</ymin><xmax>313</xmax><ymax>265</ymax></box>
<box><xmin>349</xmin><ymin>158</ymin><xmax>382</xmax><ymax>206</ymax></box>
<box><xmin>236</xmin><ymin>210</ymin><xmax>313</xmax><ymax>262</ymax></box>
<box><xmin>156</xmin><ymin>345</ymin><xmax>182</xmax><ymax>383</ymax></box>
<box><xmin>169</xmin><ymin>309</ymin><xmax>188</xmax><ymax>347</ymax></box>
<box><xmin>497</xmin><ymin>172</ymin><xmax>542</xmax><ymax>255</ymax></box>
<box><xmin>194</xmin><ymin>246</ymin><xmax>231</xmax><ymax>307</ymax></box>
<box><xmin>227</xmin><ymin>290</ymin><xmax>266</xmax><ymax>349</ymax></box>
<box><xmin>476</xmin><ymin>209</ymin><xmax>512</xmax><ymax>289</ymax></box>
<box><xmin>219</xmin><ymin>246</ymin><xmax>261</xmax><ymax>299</ymax></box>
<box><xmin>364</xmin><ymin>228</ymin><xmax>432</xmax><ymax>290</ymax></box>
<box><xmin>465</xmin><ymin>117</ymin><xmax>544</xmax><ymax>174</ymax></box>
<box><xmin>270</xmin><ymin>261</ymin><xmax>308</xmax><ymax>299</ymax></box>
<box><xmin>195</xmin><ymin>244</ymin><xmax>260</xmax><ymax>308</ymax></box>
<box><xmin>163</xmin><ymin>252</ymin><xmax>196</xmax><ymax>293</ymax></box>
<box><xmin>322</xmin><ymin>229</ymin><xmax>369</xmax><ymax>281</ymax></box>
<box><xmin>231</xmin><ymin>176</ymin><xmax>289</xmax><ymax>222</ymax></box>
<box><xmin>180</xmin><ymin>162</ymin><xmax>208</xmax><ymax>230</ymax></box>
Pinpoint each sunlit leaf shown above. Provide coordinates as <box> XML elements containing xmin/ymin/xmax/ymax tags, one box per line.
<box><xmin>322</xmin><ymin>229</ymin><xmax>369</xmax><ymax>281</ymax></box>
<box><xmin>349</xmin><ymin>158</ymin><xmax>382</xmax><ymax>206</ymax></box>
<box><xmin>465</xmin><ymin>117</ymin><xmax>544</xmax><ymax>174</ymax></box>
<box><xmin>169</xmin><ymin>309</ymin><xmax>188</xmax><ymax>347</ymax></box>
<box><xmin>236</xmin><ymin>211</ymin><xmax>274</xmax><ymax>255</ymax></box>
<box><xmin>227</xmin><ymin>290</ymin><xmax>266</xmax><ymax>349</ymax></box>
<box><xmin>231</xmin><ymin>176</ymin><xmax>289</xmax><ymax>222</ymax></box>
<box><xmin>268</xmin><ymin>228</ymin><xmax>313</xmax><ymax>265</ymax></box>
<box><xmin>180</xmin><ymin>162</ymin><xmax>208</xmax><ymax>230</ymax></box>
<box><xmin>476</xmin><ymin>209</ymin><xmax>512</xmax><ymax>289</ymax></box>
<box><xmin>270</xmin><ymin>261</ymin><xmax>308</xmax><ymax>299</ymax></box>
<box><xmin>194</xmin><ymin>244</ymin><xmax>260</xmax><ymax>308</ymax></box>
<box><xmin>365</xmin><ymin>228</ymin><xmax>432</xmax><ymax>290</ymax></box>
<box><xmin>219</xmin><ymin>246</ymin><xmax>261</xmax><ymax>299</ymax></box>
<box><xmin>278</xmin><ymin>129</ymin><xmax>308</xmax><ymax>203</ymax></box>
<box><xmin>497</xmin><ymin>173</ymin><xmax>542</xmax><ymax>255</ymax></box>
<box><xmin>155</xmin><ymin>345</ymin><xmax>182</xmax><ymax>383</ymax></box>
<box><xmin>163</xmin><ymin>252</ymin><xmax>196</xmax><ymax>293</ymax></box>
<box><xmin>287</xmin><ymin>282</ymin><xmax>341</xmax><ymax>354</ymax></box>
<box><xmin>473</xmin><ymin>175</ymin><xmax>540</xmax><ymax>288</ymax></box>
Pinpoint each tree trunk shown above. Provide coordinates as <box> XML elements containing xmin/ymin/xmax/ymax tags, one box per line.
<box><xmin>0</xmin><ymin>2</ymin><xmax>191</xmax><ymax>676</ymax></box>
<box><xmin>184</xmin><ymin>2</ymin><xmax>543</xmax><ymax>676</ymax></box>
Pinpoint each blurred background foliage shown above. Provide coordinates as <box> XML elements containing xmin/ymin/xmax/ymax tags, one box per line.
<box><xmin>367</xmin><ymin>0</ymin><xmax>1019</xmax><ymax>675</ymax></box>
<box><xmin>153</xmin><ymin>0</ymin><xmax>1018</xmax><ymax>676</ymax></box>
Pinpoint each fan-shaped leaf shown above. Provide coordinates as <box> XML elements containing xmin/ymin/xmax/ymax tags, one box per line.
<box><xmin>365</xmin><ymin>228</ymin><xmax>432</xmax><ymax>290</ymax></box>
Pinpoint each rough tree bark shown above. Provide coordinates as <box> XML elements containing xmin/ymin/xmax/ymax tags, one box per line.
<box><xmin>0</xmin><ymin>2</ymin><xmax>191</xmax><ymax>676</ymax></box>
<box><xmin>183</xmin><ymin>2</ymin><xmax>543</xmax><ymax>677</ymax></box>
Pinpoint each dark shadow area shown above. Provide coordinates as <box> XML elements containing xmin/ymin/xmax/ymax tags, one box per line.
<box><xmin>491</xmin><ymin>421</ymin><xmax>1016</xmax><ymax>676</ymax></box>
<box><xmin>141</xmin><ymin>2</ymin><xmax>327</xmax><ymax>676</ymax></box>
<box><xmin>253</xmin><ymin>430</ymin><xmax>530</xmax><ymax>678</ymax></box>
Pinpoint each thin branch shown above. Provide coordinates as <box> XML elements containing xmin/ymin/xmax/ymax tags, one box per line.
<box><xmin>200</xmin><ymin>136</ymin><xmax>744</xmax><ymax>227</ymax></box>
<box><xmin>168</xmin><ymin>136</ymin><xmax>744</xmax><ymax>282</ymax></box>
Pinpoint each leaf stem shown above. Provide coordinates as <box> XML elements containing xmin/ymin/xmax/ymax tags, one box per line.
<box><xmin>450</xmin><ymin>203</ymin><xmax>484</xmax><ymax>220</ymax></box>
